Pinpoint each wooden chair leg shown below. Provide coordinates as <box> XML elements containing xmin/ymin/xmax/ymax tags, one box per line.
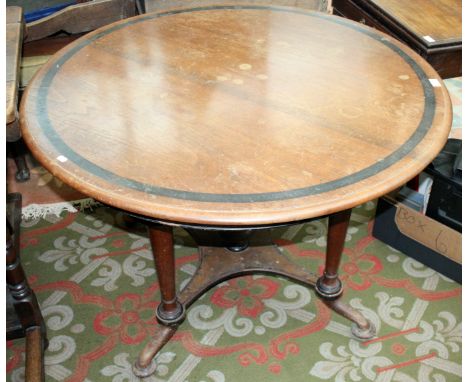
<box><xmin>6</xmin><ymin>224</ymin><xmax>44</xmax><ymax>331</ymax></box>
<box><xmin>25</xmin><ymin>327</ymin><xmax>46</xmax><ymax>382</ymax></box>
<box><xmin>9</xmin><ymin>140</ymin><xmax>30</xmax><ymax>182</ymax></box>
<box><xmin>7</xmin><ymin>193</ymin><xmax>47</xmax><ymax>381</ymax></box>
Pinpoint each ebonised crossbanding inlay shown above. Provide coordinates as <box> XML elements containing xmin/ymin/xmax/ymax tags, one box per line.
<box><xmin>35</xmin><ymin>5</ymin><xmax>436</xmax><ymax>203</ymax></box>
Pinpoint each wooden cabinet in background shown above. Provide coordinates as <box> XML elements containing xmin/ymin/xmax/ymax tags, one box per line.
<box><xmin>142</xmin><ymin>0</ymin><xmax>332</xmax><ymax>13</ymax></box>
<box><xmin>333</xmin><ymin>0</ymin><xmax>462</xmax><ymax>78</ymax></box>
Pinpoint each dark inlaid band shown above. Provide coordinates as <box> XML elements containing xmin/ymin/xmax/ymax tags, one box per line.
<box><xmin>35</xmin><ymin>5</ymin><xmax>436</xmax><ymax>203</ymax></box>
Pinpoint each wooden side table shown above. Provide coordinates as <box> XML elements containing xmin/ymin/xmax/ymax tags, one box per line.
<box><xmin>19</xmin><ymin>5</ymin><xmax>453</xmax><ymax>377</ymax></box>
<box><xmin>333</xmin><ymin>0</ymin><xmax>462</xmax><ymax>78</ymax></box>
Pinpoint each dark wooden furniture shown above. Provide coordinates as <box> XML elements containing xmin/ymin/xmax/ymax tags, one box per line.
<box><xmin>142</xmin><ymin>0</ymin><xmax>331</xmax><ymax>13</ymax></box>
<box><xmin>23</xmin><ymin>0</ymin><xmax>136</xmax><ymax>43</ymax></box>
<box><xmin>332</xmin><ymin>0</ymin><xmax>462</xmax><ymax>78</ymax></box>
<box><xmin>19</xmin><ymin>5</ymin><xmax>452</xmax><ymax>377</ymax></box>
<box><xmin>8</xmin><ymin>2</ymin><xmax>136</xmax><ymax>182</ymax></box>
<box><xmin>7</xmin><ymin>6</ymin><xmax>30</xmax><ymax>182</ymax></box>
<box><xmin>19</xmin><ymin>0</ymin><xmax>136</xmax><ymax>92</ymax></box>
<box><xmin>7</xmin><ymin>193</ymin><xmax>47</xmax><ymax>382</ymax></box>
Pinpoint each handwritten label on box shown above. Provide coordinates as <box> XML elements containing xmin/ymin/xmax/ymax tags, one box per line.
<box><xmin>394</xmin><ymin>204</ymin><xmax>461</xmax><ymax>264</ymax></box>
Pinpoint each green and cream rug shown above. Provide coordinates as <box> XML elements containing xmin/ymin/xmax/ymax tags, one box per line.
<box><xmin>6</xmin><ymin>201</ymin><xmax>461</xmax><ymax>381</ymax></box>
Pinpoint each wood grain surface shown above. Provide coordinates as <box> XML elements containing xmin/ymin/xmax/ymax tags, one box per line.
<box><xmin>368</xmin><ymin>0</ymin><xmax>461</xmax><ymax>45</ymax></box>
<box><xmin>20</xmin><ymin>5</ymin><xmax>452</xmax><ymax>226</ymax></box>
<box><xmin>25</xmin><ymin>328</ymin><xmax>45</xmax><ymax>382</ymax></box>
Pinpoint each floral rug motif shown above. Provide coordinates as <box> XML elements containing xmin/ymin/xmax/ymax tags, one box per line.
<box><xmin>6</xmin><ymin>202</ymin><xmax>461</xmax><ymax>381</ymax></box>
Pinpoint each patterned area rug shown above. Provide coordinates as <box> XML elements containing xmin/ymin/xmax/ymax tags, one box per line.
<box><xmin>6</xmin><ymin>202</ymin><xmax>461</xmax><ymax>381</ymax></box>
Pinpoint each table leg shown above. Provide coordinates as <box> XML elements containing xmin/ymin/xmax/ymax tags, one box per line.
<box><xmin>134</xmin><ymin>212</ymin><xmax>376</xmax><ymax>378</ymax></box>
<box><xmin>133</xmin><ymin>224</ymin><xmax>184</xmax><ymax>378</ymax></box>
<box><xmin>315</xmin><ymin>209</ymin><xmax>376</xmax><ymax>339</ymax></box>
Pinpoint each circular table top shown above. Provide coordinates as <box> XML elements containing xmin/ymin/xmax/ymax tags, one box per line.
<box><xmin>20</xmin><ymin>5</ymin><xmax>452</xmax><ymax>227</ymax></box>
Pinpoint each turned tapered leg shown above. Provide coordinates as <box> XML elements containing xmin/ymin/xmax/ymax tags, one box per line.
<box><xmin>133</xmin><ymin>214</ymin><xmax>376</xmax><ymax>378</ymax></box>
<box><xmin>134</xmin><ymin>224</ymin><xmax>184</xmax><ymax>377</ymax></box>
<box><xmin>315</xmin><ymin>209</ymin><xmax>376</xmax><ymax>339</ymax></box>
<box><xmin>149</xmin><ymin>225</ymin><xmax>184</xmax><ymax>324</ymax></box>
<box><xmin>315</xmin><ymin>209</ymin><xmax>351</xmax><ymax>299</ymax></box>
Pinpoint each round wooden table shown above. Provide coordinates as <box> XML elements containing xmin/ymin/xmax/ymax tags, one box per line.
<box><xmin>20</xmin><ymin>5</ymin><xmax>452</xmax><ymax>377</ymax></box>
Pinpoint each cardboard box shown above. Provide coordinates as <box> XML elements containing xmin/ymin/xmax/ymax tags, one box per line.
<box><xmin>373</xmin><ymin>194</ymin><xmax>461</xmax><ymax>283</ymax></box>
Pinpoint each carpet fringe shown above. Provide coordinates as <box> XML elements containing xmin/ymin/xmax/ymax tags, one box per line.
<box><xmin>21</xmin><ymin>198</ymin><xmax>102</xmax><ymax>220</ymax></box>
